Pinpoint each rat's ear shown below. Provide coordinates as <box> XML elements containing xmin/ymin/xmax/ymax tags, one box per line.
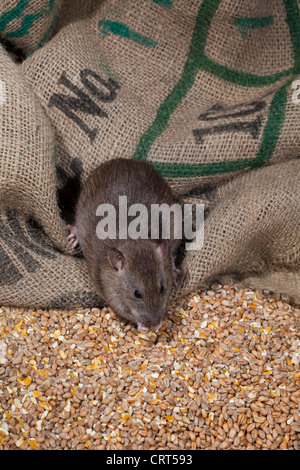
<box><xmin>156</xmin><ymin>239</ymin><xmax>168</xmax><ymax>259</ymax></box>
<box><xmin>108</xmin><ymin>248</ymin><xmax>126</xmax><ymax>273</ymax></box>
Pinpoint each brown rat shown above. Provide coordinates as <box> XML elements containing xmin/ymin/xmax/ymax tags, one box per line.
<box><xmin>65</xmin><ymin>157</ymin><xmax>182</xmax><ymax>332</ymax></box>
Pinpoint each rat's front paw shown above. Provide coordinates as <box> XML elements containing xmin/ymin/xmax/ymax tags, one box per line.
<box><xmin>65</xmin><ymin>225</ymin><xmax>79</xmax><ymax>249</ymax></box>
<box><xmin>172</xmin><ymin>266</ymin><xmax>181</xmax><ymax>286</ymax></box>
<box><xmin>137</xmin><ymin>322</ymin><xmax>149</xmax><ymax>333</ymax></box>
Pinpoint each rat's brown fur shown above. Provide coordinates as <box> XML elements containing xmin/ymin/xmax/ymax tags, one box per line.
<box><xmin>74</xmin><ymin>158</ymin><xmax>181</xmax><ymax>329</ymax></box>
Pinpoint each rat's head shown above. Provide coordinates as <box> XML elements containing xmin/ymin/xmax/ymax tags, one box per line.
<box><xmin>100</xmin><ymin>240</ymin><xmax>173</xmax><ymax>331</ymax></box>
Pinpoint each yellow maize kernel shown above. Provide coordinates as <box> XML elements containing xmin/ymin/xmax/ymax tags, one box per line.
<box><xmin>165</xmin><ymin>416</ymin><xmax>174</xmax><ymax>422</ymax></box>
<box><xmin>22</xmin><ymin>376</ymin><xmax>32</xmax><ymax>387</ymax></box>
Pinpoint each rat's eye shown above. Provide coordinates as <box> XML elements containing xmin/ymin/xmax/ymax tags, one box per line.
<box><xmin>134</xmin><ymin>289</ymin><xmax>142</xmax><ymax>299</ymax></box>
<box><xmin>160</xmin><ymin>285</ymin><xmax>165</xmax><ymax>295</ymax></box>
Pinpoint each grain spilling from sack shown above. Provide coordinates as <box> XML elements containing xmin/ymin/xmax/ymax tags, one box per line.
<box><xmin>0</xmin><ymin>286</ymin><xmax>299</xmax><ymax>450</ymax></box>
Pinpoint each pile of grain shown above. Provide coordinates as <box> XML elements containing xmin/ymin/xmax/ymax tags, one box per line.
<box><xmin>0</xmin><ymin>285</ymin><xmax>299</xmax><ymax>450</ymax></box>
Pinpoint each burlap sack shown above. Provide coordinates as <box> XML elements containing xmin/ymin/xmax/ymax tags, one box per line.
<box><xmin>0</xmin><ymin>0</ymin><xmax>62</xmax><ymax>55</ymax></box>
<box><xmin>0</xmin><ymin>208</ymin><xmax>101</xmax><ymax>308</ymax></box>
<box><xmin>177</xmin><ymin>159</ymin><xmax>300</xmax><ymax>305</ymax></box>
<box><xmin>0</xmin><ymin>45</ymin><xmax>101</xmax><ymax>307</ymax></box>
<box><xmin>0</xmin><ymin>0</ymin><xmax>299</xmax><ymax>307</ymax></box>
<box><xmin>0</xmin><ymin>46</ymin><xmax>65</xmax><ymax>244</ymax></box>
<box><xmin>21</xmin><ymin>0</ymin><xmax>300</xmax><ymax>193</ymax></box>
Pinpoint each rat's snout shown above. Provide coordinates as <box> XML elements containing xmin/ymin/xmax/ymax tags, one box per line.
<box><xmin>137</xmin><ymin>310</ymin><xmax>164</xmax><ymax>333</ymax></box>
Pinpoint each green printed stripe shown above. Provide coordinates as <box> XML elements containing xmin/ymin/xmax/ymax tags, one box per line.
<box><xmin>201</xmin><ymin>56</ymin><xmax>292</xmax><ymax>87</ymax></box>
<box><xmin>253</xmin><ymin>81</ymin><xmax>289</xmax><ymax>167</ymax></box>
<box><xmin>152</xmin><ymin>0</ymin><xmax>173</xmax><ymax>8</ymax></box>
<box><xmin>149</xmin><ymin>160</ymin><xmax>252</xmax><ymax>178</ymax></box>
<box><xmin>0</xmin><ymin>0</ymin><xmax>57</xmax><ymax>38</ymax></box>
<box><xmin>99</xmin><ymin>20</ymin><xmax>156</xmax><ymax>48</ymax></box>
<box><xmin>132</xmin><ymin>0</ymin><xmax>221</xmax><ymax>160</ymax></box>
<box><xmin>5</xmin><ymin>10</ymin><xmax>45</xmax><ymax>38</ymax></box>
<box><xmin>284</xmin><ymin>0</ymin><xmax>300</xmax><ymax>74</ymax></box>
<box><xmin>234</xmin><ymin>16</ymin><xmax>274</xmax><ymax>38</ymax></box>
<box><xmin>0</xmin><ymin>0</ymin><xmax>30</xmax><ymax>32</ymax></box>
<box><xmin>149</xmin><ymin>83</ymin><xmax>289</xmax><ymax>178</ymax></box>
